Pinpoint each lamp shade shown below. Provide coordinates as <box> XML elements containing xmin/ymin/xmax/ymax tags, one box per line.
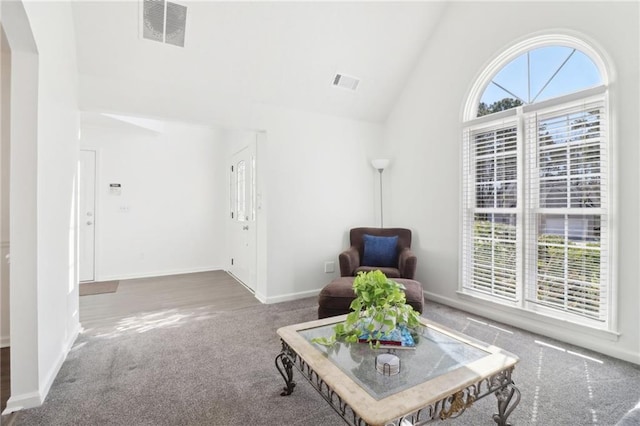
<box><xmin>371</xmin><ymin>158</ymin><xmax>390</xmax><ymax>171</ymax></box>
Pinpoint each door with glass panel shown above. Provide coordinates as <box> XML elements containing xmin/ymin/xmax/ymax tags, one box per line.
<box><xmin>229</xmin><ymin>144</ymin><xmax>256</xmax><ymax>291</ymax></box>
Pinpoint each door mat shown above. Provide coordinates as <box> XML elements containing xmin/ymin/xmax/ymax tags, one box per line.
<box><xmin>79</xmin><ymin>280</ymin><xmax>119</xmax><ymax>296</ymax></box>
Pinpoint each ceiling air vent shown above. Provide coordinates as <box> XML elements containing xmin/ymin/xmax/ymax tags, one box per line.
<box><xmin>142</xmin><ymin>0</ymin><xmax>187</xmax><ymax>47</ymax></box>
<box><xmin>332</xmin><ymin>73</ymin><xmax>360</xmax><ymax>91</ymax></box>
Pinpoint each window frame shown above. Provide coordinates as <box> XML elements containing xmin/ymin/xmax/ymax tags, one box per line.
<box><xmin>460</xmin><ymin>35</ymin><xmax>615</xmax><ymax>332</ymax></box>
<box><xmin>523</xmin><ymin>91</ymin><xmax>610</xmax><ymax>327</ymax></box>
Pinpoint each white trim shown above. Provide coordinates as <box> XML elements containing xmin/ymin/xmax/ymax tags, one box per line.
<box><xmin>0</xmin><ymin>336</ymin><xmax>9</xmax><ymax>348</ymax></box>
<box><xmin>466</xmin><ymin>85</ymin><xmax>607</xmax><ymax>128</ymax></box>
<box><xmin>2</xmin><ymin>321</ymin><xmax>79</xmax><ymax>414</ymax></box>
<box><xmin>423</xmin><ymin>290</ymin><xmax>640</xmax><ymax>365</ymax></box>
<box><xmin>254</xmin><ymin>290</ymin><xmax>267</xmax><ymax>304</ymax></box>
<box><xmin>521</xmin><ymin>85</ymin><xmax>606</xmax><ymax>114</ymax></box>
<box><xmin>604</xmin><ymin>90</ymin><xmax>618</xmax><ymax>332</ymax></box>
<box><xmin>3</xmin><ymin>390</ymin><xmax>43</xmax><ymax>414</ymax></box>
<box><xmin>261</xmin><ymin>287</ymin><xmax>322</xmax><ymax>305</ymax></box>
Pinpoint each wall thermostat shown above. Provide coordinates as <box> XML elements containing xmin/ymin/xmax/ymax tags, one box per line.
<box><xmin>109</xmin><ymin>183</ymin><xmax>122</xmax><ymax>196</ymax></box>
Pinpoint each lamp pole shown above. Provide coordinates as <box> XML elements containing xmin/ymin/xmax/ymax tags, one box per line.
<box><xmin>377</xmin><ymin>168</ymin><xmax>384</xmax><ymax>228</ymax></box>
<box><xmin>371</xmin><ymin>159</ymin><xmax>390</xmax><ymax>228</ymax></box>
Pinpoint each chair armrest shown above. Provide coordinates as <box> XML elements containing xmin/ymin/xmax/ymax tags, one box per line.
<box><xmin>398</xmin><ymin>248</ymin><xmax>417</xmax><ymax>279</ymax></box>
<box><xmin>339</xmin><ymin>247</ymin><xmax>360</xmax><ymax>276</ymax></box>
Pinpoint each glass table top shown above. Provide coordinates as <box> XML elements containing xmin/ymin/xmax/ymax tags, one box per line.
<box><xmin>298</xmin><ymin>323</ymin><xmax>489</xmax><ymax>400</ymax></box>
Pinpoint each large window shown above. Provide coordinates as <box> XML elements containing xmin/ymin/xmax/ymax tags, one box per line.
<box><xmin>462</xmin><ymin>38</ymin><xmax>611</xmax><ymax>329</ymax></box>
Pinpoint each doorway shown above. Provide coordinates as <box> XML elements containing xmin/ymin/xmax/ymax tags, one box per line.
<box><xmin>228</xmin><ymin>140</ymin><xmax>257</xmax><ymax>292</ymax></box>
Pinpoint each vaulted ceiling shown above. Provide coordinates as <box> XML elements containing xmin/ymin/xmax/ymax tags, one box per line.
<box><xmin>71</xmin><ymin>1</ymin><xmax>447</xmax><ymax>124</ymax></box>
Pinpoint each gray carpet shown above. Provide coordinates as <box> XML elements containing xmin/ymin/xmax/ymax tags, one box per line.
<box><xmin>7</xmin><ymin>298</ymin><xmax>640</xmax><ymax>425</ymax></box>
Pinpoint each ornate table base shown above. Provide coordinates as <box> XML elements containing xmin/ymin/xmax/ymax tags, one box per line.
<box><xmin>276</xmin><ymin>339</ymin><xmax>521</xmax><ymax>426</ymax></box>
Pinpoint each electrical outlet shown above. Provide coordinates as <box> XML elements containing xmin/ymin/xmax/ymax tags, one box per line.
<box><xmin>324</xmin><ymin>261</ymin><xmax>335</xmax><ymax>273</ymax></box>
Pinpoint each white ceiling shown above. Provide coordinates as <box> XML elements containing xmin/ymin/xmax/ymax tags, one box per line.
<box><xmin>71</xmin><ymin>1</ymin><xmax>447</xmax><ymax>123</ymax></box>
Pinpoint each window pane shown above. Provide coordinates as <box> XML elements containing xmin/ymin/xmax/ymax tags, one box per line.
<box><xmin>536</xmin><ymin>214</ymin><xmax>601</xmax><ymax>318</ymax></box>
<box><xmin>570</xmin><ymin>177</ymin><xmax>600</xmax><ymax>208</ymax></box>
<box><xmin>478</xmin><ymin>46</ymin><xmax>602</xmax><ymax>116</ymax></box>
<box><xmin>534</xmin><ymin>50</ymin><xmax>602</xmax><ymax>103</ymax></box>
<box><xmin>540</xmin><ymin>178</ymin><xmax>568</xmax><ymax>208</ymax></box>
<box><xmin>538</xmin><ymin>108</ymin><xmax>603</xmax><ymax>209</ymax></box>
<box><xmin>473</xmin><ymin>127</ymin><xmax>517</xmax><ymax>208</ymax></box>
<box><xmin>471</xmin><ymin>214</ymin><xmax>517</xmax><ymax>300</ymax></box>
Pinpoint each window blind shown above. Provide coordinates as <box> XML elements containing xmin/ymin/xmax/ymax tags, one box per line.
<box><xmin>463</xmin><ymin>120</ymin><xmax>520</xmax><ymax>301</ymax></box>
<box><xmin>524</xmin><ymin>98</ymin><xmax>608</xmax><ymax>321</ymax></box>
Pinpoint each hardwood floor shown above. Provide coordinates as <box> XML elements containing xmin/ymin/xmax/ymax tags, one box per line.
<box><xmin>80</xmin><ymin>270</ymin><xmax>260</xmax><ymax>328</ymax></box>
<box><xmin>1</xmin><ymin>346</ymin><xmax>9</xmax><ymax>413</ymax></box>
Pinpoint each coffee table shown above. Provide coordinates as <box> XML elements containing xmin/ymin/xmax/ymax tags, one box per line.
<box><xmin>275</xmin><ymin>315</ymin><xmax>520</xmax><ymax>426</ymax></box>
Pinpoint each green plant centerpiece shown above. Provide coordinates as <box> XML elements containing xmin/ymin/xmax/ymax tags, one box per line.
<box><xmin>313</xmin><ymin>270</ymin><xmax>421</xmax><ymax>347</ymax></box>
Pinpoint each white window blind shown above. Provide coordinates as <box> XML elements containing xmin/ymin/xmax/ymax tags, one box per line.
<box><xmin>462</xmin><ymin>92</ymin><xmax>610</xmax><ymax>327</ymax></box>
<box><xmin>525</xmin><ymin>98</ymin><xmax>608</xmax><ymax>321</ymax></box>
<box><xmin>463</xmin><ymin>119</ymin><xmax>520</xmax><ymax>301</ymax></box>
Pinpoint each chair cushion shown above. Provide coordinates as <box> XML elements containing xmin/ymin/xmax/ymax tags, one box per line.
<box><xmin>355</xmin><ymin>266</ymin><xmax>401</xmax><ymax>278</ymax></box>
<box><xmin>361</xmin><ymin>234</ymin><xmax>398</xmax><ymax>267</ymax></box>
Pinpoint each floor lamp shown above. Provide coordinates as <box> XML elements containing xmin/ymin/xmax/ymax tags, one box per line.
<box><xmin>371</xmin><ymin>159</ymin><xmax>390</xmax><ymax>228</ymax></box>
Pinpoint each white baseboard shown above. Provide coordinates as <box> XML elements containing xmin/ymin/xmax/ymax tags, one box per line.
<box><xmin>424</xmin><ymin>290</ymin><xmax>640</xmax><ymax>365</ymax></box>
<box><xmin>0</xmin><ymin>335</ymin><xmax>9</xmax><ymax>348</ymax></box>
<box><xmin>2</xmin><ymin>390</ymin><xmax>42</xmax><ymax>414</ymax></box>
<box><xmin>262</xmin><ymin>288</ymin><xmax>321</xmax><ymax>304</ymax></box>
<box><xmin>254</xmin><ymin>291</ymin><xmax>267</xmax><ymax>304</ymax></box>
<box><xmin>97</xmin><ymin>266</ymin><xmax>224</xmax><ymax>282</ymax></box>
<box><xmin>3</xmin><ymin>321</ymin><xmax>81</xmax><ymax>415</ymax></box>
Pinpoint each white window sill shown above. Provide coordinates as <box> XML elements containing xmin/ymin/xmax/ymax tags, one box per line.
<box><xmin>453</xmin><ymin>290</ymin><xmax>621</xmax><ymax>342</ymax></box>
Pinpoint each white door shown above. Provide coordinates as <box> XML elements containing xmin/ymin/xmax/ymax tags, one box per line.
<box><xmin>229</xmin><ymin>143</ymin><xmax>256</xmax><ymax>291</ymax></box>
<box><xmin>79</xmin><ymin>150</ymin><xmax>96</xmax><ymax>282</ymax></box>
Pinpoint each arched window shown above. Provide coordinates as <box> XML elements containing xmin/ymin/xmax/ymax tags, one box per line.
<box><xmin>478</xmin><ymin>46</ymin><xmax>601</xmax><ymax>116</ymax></box>
<box><xmin>461</xmin><ymin>35</ymin><xmax>612</xmax><ymax>329</ymax></box>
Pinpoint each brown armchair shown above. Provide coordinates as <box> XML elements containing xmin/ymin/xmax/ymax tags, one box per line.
<box><xmin>339</xmin><ymin>227</ymin><xmax>417</xmax><ymax>279</ymax></box>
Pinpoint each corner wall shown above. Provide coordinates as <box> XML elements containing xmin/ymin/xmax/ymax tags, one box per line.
<box><xmin>383</xmin><ymin>1</ymin><xmax>640</xmax><ymax>364</ymax></box>
<box><xmin>2</xmin><ymin>0</ymin><xmax>81</xmax><ymax>412</ymax></box>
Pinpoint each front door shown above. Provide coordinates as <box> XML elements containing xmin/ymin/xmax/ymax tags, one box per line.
<box><xmin>229</xmin><ymin>143</ymin><xmax>256</xmax><ymax>291</ymax></box>
<box><xmin>79</xmin><ymin>150</ymin><xmax>96</xmax><ymax>282</ymax></box>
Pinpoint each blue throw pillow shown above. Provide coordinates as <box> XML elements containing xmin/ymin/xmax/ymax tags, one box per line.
<box><xmin>361</xmin><ymin>234</ymin><xmax>398</xmax><ymax>267</ymax></box>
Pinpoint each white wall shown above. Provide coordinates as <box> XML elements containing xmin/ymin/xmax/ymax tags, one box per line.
<box><xmin>28</xmin><ymin>2</ymin><xmax>81</xmax><ymax>396</ymax></box>
<box><xmin>384</xmin><ymin>1</ymin><xmax>640</xmax><ymax>364</ymax></box>
<box><xmin>78</xmin><ymin>70</ymin><xmax>384</xmax><ymax>303</ymax></box>
<box><xmin>1</xmin><ymin>22</ymin><xmax>11</xmax><ymax>348</ymax></box>
<box><xmin>2</xmin><ymin>0</ymin><xmax>80</xmax><ymax>412</ymax></box>
<box><xmin>255</xmin><ymin>105</ymin><xmax>382</xmax><ymax>302</ymax></box>
<box><xmin>80</xmin><ymin>117</ymin><xmax>227</xmax><ymax>280</ymax></box>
